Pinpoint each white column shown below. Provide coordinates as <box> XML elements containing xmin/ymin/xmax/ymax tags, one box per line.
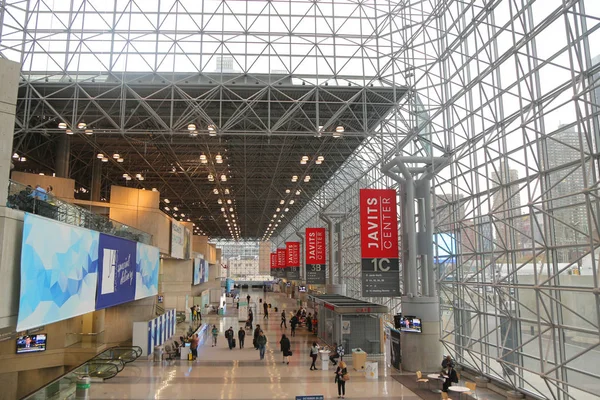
<box><xmin>0</xmin><ymin>59</ymin><xmax>20</xmax><ymax>201</ymax></box>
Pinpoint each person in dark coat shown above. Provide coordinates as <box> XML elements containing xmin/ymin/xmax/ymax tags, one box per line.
<box><xmin>238</xmin><ymin>327</ymin><xmax>246</xmax><ymax>349</ymax></box>
<box><xmin>263</xmin><ymin>302</ymin><xmax>269</xmax><ymax>319</ymax></box>
<box><xmin>279</xmin><ymin>334</ymin><xmax>291</xmax><ymax>365</ymax></box>
<box><xmin>290</xmin><ymin>315</ymin><xmax>298</xmax><ymax>337</ymax></box>
<box><xmin>442</xmin><ymin>365</ymin><xmax>459</xmax><ymax>392</ymax></box>
<box><xmin>253</xmin><ymin>324</ymin><xmax>261</xmax><ymax>349</ymax></box>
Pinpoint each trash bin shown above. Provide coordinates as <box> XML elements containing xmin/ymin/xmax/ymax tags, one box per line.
<box><xmin>365</xmin><ymin>361</ymin><xmax>378</xmax><ymax>379</ymax></box>
<box><xmin>319</xmin><ymin>350</ymin><xmax>331</xmax><ymax>371</ymax></box>
<box><xmin>153</xmin><ymin>346</ymin><xmax>163</xmax><ymax>362</ymax></box>
<box><xmin>352</xmin><ymin>349</ymin><xmax>367</xmax><ymax>371</ymax></box>
<box><xmin>75</xmin><ymin>376</ymin><xmax>91</xmax><ymax>399</ymax></box>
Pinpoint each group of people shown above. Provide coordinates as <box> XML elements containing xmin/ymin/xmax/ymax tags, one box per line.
<box><xmin>190</xmin><ymin>305</ymin><xmax>202</xmax><ymax>322</ymax></box>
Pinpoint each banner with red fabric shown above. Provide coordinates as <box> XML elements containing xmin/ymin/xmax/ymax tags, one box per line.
<box><xmin>285</xmin><ymin>242</ymin><xmax>301</xmax><ymax>280</ymax></box>
<box><xmin>305</xmin><ymin>227</ymin><xmax>326</xmax><ymax>284</ymax></box>
<box><xmin>359</xmin><ymin>188</ymin><xmax>400</xmax><ymax>296</ymax></box>
<box><xmin>276</xmin><ymin>248</ymin><xmax>286</xmax><ymax>278</ymax></box>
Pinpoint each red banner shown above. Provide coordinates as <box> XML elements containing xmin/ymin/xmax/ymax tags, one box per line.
<box><xmin>270</xmin><ymin>252</ymin><xmax>277</xmax><ymax>270</ymax></box>
<box><xmin>360</xmin><ymin>189</ymin><xmax>399</xmax><ymax>258</ymax></box>
<box><xmin>286</xmin><ymin>242</ymin><xmax>300</xmax><ymax>267</ymax></box>
<box><xmin>277</xmin><ymin>248</ymin><xmax>286</xmax><ymax>269</ymax></box>
<box><xmin>360</xmin><ymin>188</ymin><xmax>400</xmax><ymax>297</ymax></box>
<box><xmin>306</xmin><ymin>228</ymin><xmax>326</xmax><ymax>264</ymax></box>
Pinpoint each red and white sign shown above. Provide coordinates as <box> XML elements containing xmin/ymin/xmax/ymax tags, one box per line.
<box><xmin>270</xmin><ymin>253</ymin><xmax>277</xmax><ymax>270</ymax></box>
<box><xmin>360</xmin><ymin>188</ymin><xmax>399</xmax><ymax>258</ymax></box>
<box><xmin>286</xmin><ymin>242</ymin><xmax>300</xmax><ymax>267</ymax></box>
<box><xmin>277</xmin><ymin>248</ymin><xmax>286</xmax><ymax>269</ymax></box>
<box><xmin>306</xmin><ymin>228</ymin><xmax>326</xmax><ymax>264</ymax></box>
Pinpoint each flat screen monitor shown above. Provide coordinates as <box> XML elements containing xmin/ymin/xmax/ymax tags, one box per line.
<box><xmin>185</xmin><ymin>342</ymin><xmax>191</xmax><ymax>348</ymax></box>
<box><xmin>298</xmin><ymin>286</ymin><xmax>307</xmax><ymax>293</ymax></box>
<box><xmin>400</xmin><ymin>316</ymin><xmax>422</xmax><ymax>333</ymax></box>
<box><xmin>16</xmin><ymin>334</ymin><xmax>47</xmax><ymax>354</ymax></box>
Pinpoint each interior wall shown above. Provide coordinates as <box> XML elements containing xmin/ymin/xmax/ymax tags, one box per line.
<box><xmin>0</xmin><ymin>207</ymin><xmax>23</xmax><ymax>329</ymax></box>
<box><xmin>11</xmin><ymin>172</ymin><xmax>75</xmax><ymax>200</ymax></box>
<box><xmin>161</xmin><ymin>258</ymin><xmax>193</xmax><ymax>311</ymax></box>
<box><xmin>103</xmin><ymin>297</ymin><xmax>155</xmax><ymax>345</ymax></box>
<box><xmin>17</xmin><ymin>366</ymin><xmax>65</xmax><ymax>400</ymax></box>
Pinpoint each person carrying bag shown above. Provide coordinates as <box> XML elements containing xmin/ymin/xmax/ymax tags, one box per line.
<box><xmin>335</xmin><ymin>361</ymin><xmax>349</xmax><ymax>398</ymax></box>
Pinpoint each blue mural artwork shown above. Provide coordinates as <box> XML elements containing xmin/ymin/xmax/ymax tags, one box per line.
<box><xmin>96</xmin><ymin>234</ymin><xmax>137</xmax><ymax>310</ymax></box>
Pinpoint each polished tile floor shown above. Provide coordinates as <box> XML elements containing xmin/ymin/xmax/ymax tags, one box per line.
<box><xmin>90</xmin><ymin>292</ymin><xmax>420</xmax><ymax>399</ymax></box>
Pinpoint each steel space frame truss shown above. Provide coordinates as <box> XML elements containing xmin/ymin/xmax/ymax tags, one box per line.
<box><xmin>0</xmin><ymin>0</ymin><xmax>407</xmax><ymax>239</ymax></box>
<box><xmin>275</xmin><ymin>0</ymin><xmax>600</xmax><ymax>399</ymax></box>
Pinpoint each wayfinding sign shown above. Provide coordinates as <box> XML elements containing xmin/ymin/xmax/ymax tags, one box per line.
<box><xmin>359</xmin><ymin>189</ymin><xmax>400</xmax><ymax>296</ymax></box>
<box><xmin>305</xmin><ymin>227</ymin><xmax>326</xmax><ymax>284</ymax></box>
<box><xmin>286</xmin><ymin>242</ymin><xmax>301</xmax><ymax>280</ymax></box>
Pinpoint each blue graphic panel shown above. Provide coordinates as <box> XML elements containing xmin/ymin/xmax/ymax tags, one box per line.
<box><xmin>17</xmin><ymin>213</ymin><xmax>99</xmax><ymax>331</ymax></box>
<box><xmin>135</xmin><ymin>243</ymin><xmax>159</xmax><ymax>300</ymax></box>
<box><xmin>96</xmin><ymin>234</ymin><xmax>136</xmax><ymax>310</ymax></box>
<box><xmin>193</xmin><ymin>258</ymin><xmax>201</xmax><ymax>285</ymax></box>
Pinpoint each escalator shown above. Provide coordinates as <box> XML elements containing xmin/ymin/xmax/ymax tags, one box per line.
<box><xmin>22</xmin><ymin>346</ymin><xmax>142</xmax><ymax>399</ymax></box>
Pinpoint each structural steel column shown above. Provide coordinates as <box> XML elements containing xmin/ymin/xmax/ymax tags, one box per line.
<box><xmin>0</xmin><ymin>59</ymin><xmax>20</xmax><ymax>201</ymax></box>
<box><xmin>91</xmin><ymin>161</ymin><xmax>102</xmax><ymax>201</ymax></box>
<box><xmin>55</xmin><ymin>135</ymin><xmax>71</xmax><ymax>178</ymax></box>
<box><xmin>296</xmin><ymin>231</ymin><xmax>306</xmax><ymax>283</ymax></box>
<box><xmin>320</xmin><ymin>211</ymin><xmax>347</xmax><ymax>294</ymax></box>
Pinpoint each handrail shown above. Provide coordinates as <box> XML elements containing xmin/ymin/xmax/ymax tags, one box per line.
<box><xmin>6</xmin><ymin>180</ymin><xmax>152</xmax><ymax>244</ymax></box>
<box><xmin>21</xmin><ymin>346</ymin><xmax>143</xmax><ymax>399</ymax></box>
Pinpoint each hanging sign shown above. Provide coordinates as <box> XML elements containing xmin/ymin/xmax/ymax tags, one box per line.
<box><xmin>306</xmin><ymin>227</ymin><xmax>326</xmax><ymax>284</ymax></box>
<box><xmin>277</xmin><ymin>248</ymin><xmax>286</xmax><ymax>278</ymax></box>
<box><xmin>286</xmin><ymin>242</ymin><xmax>301</xmax><ymax>280</ymax></box>
<box><xmin>360</xmin><ymin>189</ymin><xmax>400</xmax><ymax>297</ymax></box>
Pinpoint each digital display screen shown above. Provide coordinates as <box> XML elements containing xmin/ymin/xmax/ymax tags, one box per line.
<box><xmin>298</xmin><ymin>286</ymin><xmax>307</xmax><ymax>292</ymax></box>
<box><xmin>16</xmin><ymin>334</ymin><xmax>47</xmax><ymax>353</ymax></box>
<box><xmin>400</xmin><ymin>316</ymin><xmax>422</xmax><ymax>333</ymax></box>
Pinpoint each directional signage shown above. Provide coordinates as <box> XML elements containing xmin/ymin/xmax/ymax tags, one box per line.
<box><xmin>306</xmin><ymin>227</ymin><xmax>326</xmax><ymax>284</ymax></box>
<box><xmin>286</xmin><ymin>242</ymin><xmax>301</xmax><ymax>280</ymax></box>
<box><xmin>360</xmin><ymin>188</ymin><xmax>400</xmax><ymax>296</ymax></box>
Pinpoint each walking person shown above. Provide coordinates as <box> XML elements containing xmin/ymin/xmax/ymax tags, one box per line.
<box><xmin>238</xmin><ymin>327</ymin><xmax>246</xmax><ymax>349</ymax></box>
<box><xmin>310</xmin><ymin>342</ymin><xmax>319</xmax><ymax>370</ymax></box>
<box><xmin>190</xmin><ymin>334</ymin><xmax>199</xmax><ymax>361</ymax></box>
<box><xmin>280</xmin><ymin>310</ymin><xmax>287</xmax><ymax>329</ymax></box>
<box><xmin>263</xmin><ymin>302</ymin><xmax>269</xmax><ymax>319</ymax></box>
<box><xmin>225</xmin><ymin>327</ymin><xmax>235</xmax><ymax>350</ymax></box>
<box><xmin>211</xmin><ymin>325</ymin><xmax>219</xmax><ymax>347</ymax></box>
<box><xmin>253</xmin><ymin>325</ymin><xmax>261</xmax><ymax>349</ymax></box>
<box><xmin>248</xmin><ymin>308</ymin><xmax>254</xmax><ymax>329</ymax></box>
<box><xmin>335</xmin><ymin>360</ymin><xmax>349</xmax><ymax>399</ymax></box>
<box><xmin>306</xmin><ymin>313</ymin><xmax>313</xmax><ymax>331</ymax></box>
<box><xmin>257</xmin><ymin>331</ymin><xmax>267</xmax><ymax>360</ymax></box>
<box><xmin>247</xmin><ymin>294</ymin><xmax>251</xmax><ymax>304</ymax></box>
<box><xmin>290</xmin><ymin>314</ymin><xmax>298</xmax><ymax>337</ymax></box>
<box><xmin>279</xmin><ymin>334</ymin><xmax>291</xmax><ymax>364</ymax></box>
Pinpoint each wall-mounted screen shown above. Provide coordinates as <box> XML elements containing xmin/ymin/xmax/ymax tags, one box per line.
<box><xmin>16</xmin><ymin>334</ymin><xmax>46</xmax><ymax>353</ymax></box>
<box><xmin>400</xmin><ymin>316</ymin><xmax>422</xmax><ymax>333</ymax></box>
<box><xmin>298</xmin><ymin>286</ymin><xmax>307</xmax><ymax>292</ymax></box>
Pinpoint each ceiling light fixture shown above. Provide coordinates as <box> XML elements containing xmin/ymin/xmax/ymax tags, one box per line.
<box><xmin>333</xmin><ymin>125</ymin><xmax>344</xmax><ymax>138</ymax></box>
<box><xmin>285</xmin><ymin>189</ymin><xmax>291</xmax><ymax>194</ymax></box>
<box><xmin>289</xmin><ymin>199</ymin><xmax>295</xmax><ymax>204</ymax></box>
<box><xmin>77</xmin><ymin>122</ymin><xmax>87</xmax><ymax>129</ymax></box>
<box><xmin>66</xmin><ymin>129</ymin><xmax>73</xmax><ymax>135</ymax></box>
<box><xmin>218</xmin><ymin>199</ymin><xmax>223</xmax><ymax>204</ymax></box>
<box><xmin>213</xmin><ymin>188</ymin><xmax>219</xmax><ymax>194</ymax></box>
<box><xmin>101</xmin><ymin>157</ymin><xmax>108</xmax><ymax>162</ymax></box>
<box><xmin>97</xmin><ymin>153</ymin><xmax>104</xmax><ymax>159</ymax></box>
<box><xmin>215</xmin><ymin>154</ymin><xmax>223</xmax><ymax>164</ymax></box>
<box><xmin>188</xmin><ymin>123</ymin><xmax>196</xmax><ymax>131</ymax></box>
<box><xmin>200</xmin><ymin>154</ymin><xmax>207</xmax><ymax>164</ymax></box>
<box><xmin>296</xmin><ymin>190</ymin><xmax>301</xmax><ymax>195</ymax></box>
<box><xmin>224</xmin><ymin>188</ymin><xmax>230</xmax><ymax>194</ymax></box>
<box><xmin>220</xmin><ymin>174</ymin><xmax>227</xmax><ymax>182</ymax></box>
<box><xmin>113</xmin><ymin>153</ymin><xmax>120</xmax><ymax>159</ymax></box>
<box><xmin>58</xmin><ymin>122</ymin><xmax>67</xmax><ymax>129</ymax></box>
<box><xmin>84</xmin><ymin>129</ymin><xmax>93</xmax><ymax>135</ymax></box>
<box><xmin>173</xmin><ymin>206</ymin><xmax>179</xmax><ymax>211</ymax></box>
<box><xmin>190</xmin><ymin>130</ymin><xmax>198</xmax><ymax>137</ymax></box>
<box><xmin>291</xmin><ymin>175</ymin><xmax>298</xmax><ymax>182</ymax></box>
<box><xmin>164</xmin><ymin>199</ymin><xmax>170</xmax><ymax>203</ymax></box>
<box><xmin>164</xmin><ymin>207</ymin><xmax>170</xmax><ymax>211</ymax></box>
<box><xmin>208</xmin><ymin>174</ymin><xmax>214</xmax><ymax>181</ymax></box>
<box><xmin>117</xmin><ymin>158</ymin><xmax>124</xmax><ymax>163</ymax></box>
<box><xmin>226</xmin><ymin>199</ymin><xmax>232</xmax><ymax>204</ymax></box>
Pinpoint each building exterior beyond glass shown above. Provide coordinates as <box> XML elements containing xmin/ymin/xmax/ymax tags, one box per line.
<box><xmin>1</xmin><ymin>1</ymin><xmax>600</xmax><ymax>399</ymax></box>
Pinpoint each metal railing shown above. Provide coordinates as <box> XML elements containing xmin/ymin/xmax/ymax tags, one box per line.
<box><xmin>22</xmin><ymin>346</ymin><xmax>143</xmax><ymax>399</ymax></box>
<box><xmin>6</xmin><ymin>180</ymin><xmax>152</xmax><ymax>244</ymax></box>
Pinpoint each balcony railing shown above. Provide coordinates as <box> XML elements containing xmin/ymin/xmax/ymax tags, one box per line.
<box><xmin>6</xmin><ymin>180</ymin><xmax>152</xmax><ymax>244</ymax></box>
